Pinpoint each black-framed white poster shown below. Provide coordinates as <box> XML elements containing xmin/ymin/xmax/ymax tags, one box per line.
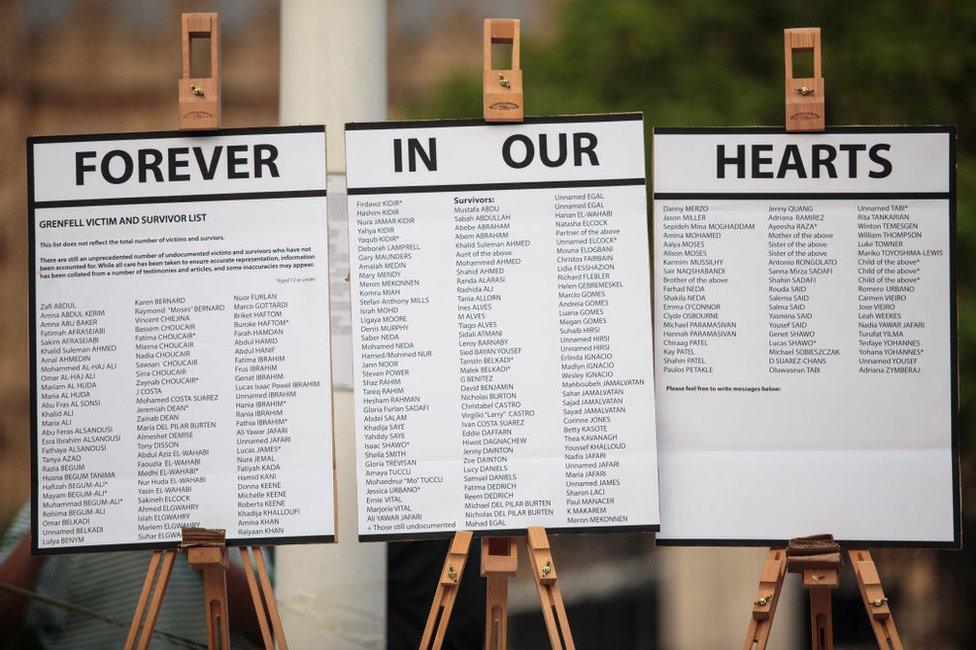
<box><xmin>345</xmin><ymin>114</ymin><xmax>659</xmax><ymax>541</ymax></box>
<box><xmin>29</xmin><ymin>126</ymin><xmax>336</xmax><ymax>553</ymax></box>
<box><xmin>653</xmin><ymin>126</ymin><xmax>959</xmax><ymax>547</ymax></box>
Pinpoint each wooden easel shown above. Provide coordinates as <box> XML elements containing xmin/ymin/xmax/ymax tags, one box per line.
<box><xmin>125</xmin><ymin>14</ymin><xmax>287</xmax><ymax>650</ymax></box>
<box><xmin>420</xmin><ymin>528</ymin><xmax>574</xmax><ymax>650</ymax></box>
<box><xmin>125</xmin><ymin>527</ymin><xmax>286</xmax><ymax>650</ymax></box>
<box><xmin>420</xmin><ymin>21</ymin><xmax>573</xmax><ymax>650</ymax></box>
<box><xmin>743</xmin><ymin>29</ymin><xmax>904</xmax><ymax>650</ymax></box>
<box><xmin>742</xmin><ymin>545</ymin><xmax>903</xmax><ymax>650</ymax></box>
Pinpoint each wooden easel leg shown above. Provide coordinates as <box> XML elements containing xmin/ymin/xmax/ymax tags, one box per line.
<box><xmin>420</xmin><ymin>531</ymin><xmax>473</xmax><ymax>650</ymax></box>
<box><xmin>808</xmin><ymin>586</ymin><xmax>833</xmax><ymax>650</ymax></box>
<box><xmin>485</xmin><ymin>574</ymin><xmax>509</xmax><ymax>650</ymax></box>
<box><xmin>527</xmin><ymin>528</ymin><xmax>575</xmax><ymax>650</ymax></box>
<box><xmin>848</xmin><ymin>550</ymin><xmax>903</xmax><ymax>650</ymax></box>
<box><xmin>482</xmin><ymin>537</ymin><xmax>517</xmax><ymax>650</ymax></box>
<box><xmin>183</xmin><ymin>527</ymin><xmax>231</xmax><ymax>650</ymax></box>
<box><xmin>742</xmin><ymin>549</ymin><xmax>787</xmax><ymax>650</ymax></box>
<box><xmin>201</xmin><ymin>560</ymin><xmax>231</xmax><ymax>650</ymax></box>
<box><xmin>253</xmin><ymin>547</ymin><xmax>289</xmax><ymax>650</ymax></box>
<box><xmin>240</xmin><ymin>547</ymin><xmax>276</xmax><ymax>649</ymax></box>
<box><xmin>802</xmin><ymin>568</ymin><xmax>838</xmax><ymax>650</ymax></box>
<box><xmin>125</xmin><ymin>548</ymin><xmax>177</xmax><ymax>650</ymax></box>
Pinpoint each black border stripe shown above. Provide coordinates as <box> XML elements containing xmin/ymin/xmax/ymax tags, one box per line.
<box><xmin>28</xmin><ymin>138</ymin><xmax>38</xmax><ymax>555</ymax></box>
<box><xmin>359</xmin><ymin>523</ymin><xmax>660</xmax><ymax>543</ymax></box>
<box><xmin>949</xmin><ymin>124</ymin><xmax>961</xmax><ymax>550</ymax></box>
<box><xmin>31</xmin><ymin>534</ymin><xmax>335</xmax><ymax>556</ymax></box>
<box><xmin>348</xmin><ymin>178</ymin><xmax>645</xmax><ymax>195</ymax></box>
<box><xmin>346</xmin><ymin>112</ymin><xmax>643</xmax><ymax>131</ymax></box>
<box><xmin>33</xmin><ymin>189</ymin><xmax>327</xmax><ymax>210</ymax></box>
<box><xmin>27</xmin><ymin>124</ymin><xmax>325</xmax><ymax>145</ymax></box>
<box><xmin>652</xmin><ymin>125</ymin><xmax>961</xmax><ymax>549</ymax></box>
<box><xmin>654</xmin><ymin>192</ymin><xmax>949</xmax><ymax>200</ymax></box>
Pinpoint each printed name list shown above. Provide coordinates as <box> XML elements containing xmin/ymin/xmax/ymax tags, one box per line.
<box><xmin>30</xmin><ymin>127</ymin><xmax>336</xmax><ymax>553</ymax></box>
<box><xmin>653</xmin><ymin>127</ymin><xmax>958</xmax><ymax>545</ymax></box>
<box><xmin>346</xmin><ymin>115</ymin><xmax>659</xmax><ymax>540</ymax></box>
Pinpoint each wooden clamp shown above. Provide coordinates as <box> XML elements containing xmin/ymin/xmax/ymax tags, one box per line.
<box><xmin>784</xmin><ymin>27</ymin><xmax>824</xmax><ymax>132</ymax></box>
<box><xmin>527</xmin><ymin>527</ymin><xmax>575</xmax><ymax>650</ymax></box>
<box><xmin>179</xmin><ymin>12</ymin><xmax>221</xmax><ymax>130</ymax></box>
<box><xmin>183</xmin><ymin>527</ymin><xmax>232</xmax><ymax>650</ymax></box>
<box><xmin>483</xmin><ymin>19</ymin><xmax>524</xmax><ymax>122</ymax></box>
<box><xmin>482</xmin><ymin>537</ymin><xmax>518</xmax><ymax>650</ymax></box>
<box><xmin>420</xmin><ymin>530</ymin><xmax>474</xmax><ymax>650</ymax></box>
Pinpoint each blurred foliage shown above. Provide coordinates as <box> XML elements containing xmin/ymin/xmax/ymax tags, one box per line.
<box><xmin>407</xmin><ymin>0</ymin><xmax>976</xmax><ymax>642</ymax></box>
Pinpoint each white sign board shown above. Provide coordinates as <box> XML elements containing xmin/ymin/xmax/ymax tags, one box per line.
<box><xmin>29</xmin><ymin>126</ymin><xmax>336</xmax><ymax>553</ymax></box>
<box><xmin>346</xmin><ymin>115</ymin><xmax>659</xmax><ymax>540</ymax></box>
<box><xmin>653</xmin><ymin>126</ymin><xmax>959</xmax><ymax>546</ymax></box>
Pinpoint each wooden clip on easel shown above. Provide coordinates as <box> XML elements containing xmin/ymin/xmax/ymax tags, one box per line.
<box><xmin>179</xmin><ymin>12</ymin><xmax>221</xmax><ymax>130</ymax></box>
<box><xmin>784</xmin><ymin>27</ymin><xmax>825</xmax><ymax>132</ymax></box>
<box><xmin>126</xmin><ymin>14</ymin><xmax>287</xmax><ymax>650</ymax></box>
<box><xmin>483</xmin><ymin>19</ymin><xmax>524</xmax><ymax>122</ymax></box>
